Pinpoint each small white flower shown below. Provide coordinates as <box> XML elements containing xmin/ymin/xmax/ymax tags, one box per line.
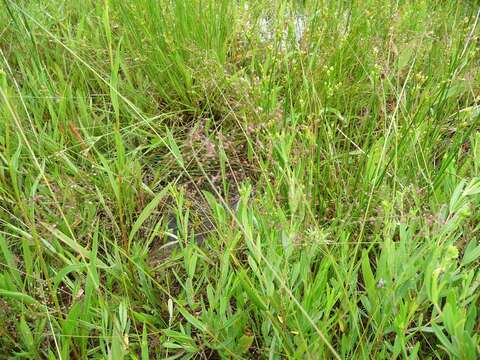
<box><xmin>376</xmin><ymin>278</ymin><xmax>386</xmax><ymax>289</ymax></box>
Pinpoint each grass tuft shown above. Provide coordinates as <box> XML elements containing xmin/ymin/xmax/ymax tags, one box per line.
<box><xmin>1</xmin><ymin>0</ymin><xmax>480</xmax><ymax>358</ymax></box>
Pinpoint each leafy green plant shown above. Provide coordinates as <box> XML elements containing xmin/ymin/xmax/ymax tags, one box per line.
<box><xmin>0</xmin><ymin>0</ymin><xmax>479</xmax><ymax>358</ymax></box>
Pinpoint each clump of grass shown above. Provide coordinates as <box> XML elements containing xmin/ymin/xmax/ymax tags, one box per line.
<box><xmin>1</xmin><ymin>0</ymin><xmax>480</xmax><ymax>358</ymax></box>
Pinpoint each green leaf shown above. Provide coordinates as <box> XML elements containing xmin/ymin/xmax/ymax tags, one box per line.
<box><xmin>237</xmin><ymin>270</ymin><xmax>267</xmax><ymax>311</ymax></box>
<box><xmin>361</xmin><ymin>250</ymin><xmax>377</xmax><ymax>304</ymax></box>
<box><xmin>0</xmin><ymin>289</ymin><xmax>39</xmax><ymax>307</ymax></box>
<box><xmin>63</xmin><ymin>301</ymin><xmax>82</xmax><ymax>336</ymax></box>
<box><xmin>129</xmin><ymin>186</ymin><xmax>169</xmax><ymax>242</ymax></box>
<box><xmin>166</xmin><ymin>129</ymin><xmax>184</xmax><ymax>167</ymax></box>
<box><xmin>178</xmin><ymin>306</ymin><xmax>207</xmax><ymax>333</ymax></box>
<box><xmin>42</xmin><ymin>223</ymin><xmax>90</xmax><ymax>260</ymax></box>
<box><xmin>398</xmin><ymin>45</ymin><xmax>414</xmax><ymax>70</ymax></box>
<box><xmin>462</xmin><ymin>241</ymin><xmax>480</xmax><ymax>266</ymax></box>
<box><xmin>432</xmin><ymin>324</ymin><xmax>459</xmax><ymax>358</ymax></box>
<box><xmin>0</xmin><ymin>234</ymin><xmax>21</xmax><ymax>286</ymax></box>
<box><xmin>111</xmin><ymin>318</ymin><xmax>126</xmax><ymax>360</ymax></box>
<box><xmin>238</xmin><ymin>334</ymin><xmax>254</xmax><ymax>353</ymax></box>
<box><xmin>53</xmin><ymin>264</ymin><xmax>86</xmax><ymax>291</ymax></box>
<box><xmin>141</xmin><ymin>324</ymin><xmax>149</xmax><ymax>360</ymax></box>
<box><xmin>18</xmin><ymin>316</ymin><xmax>34</xmax><ymax>351</ymax></box>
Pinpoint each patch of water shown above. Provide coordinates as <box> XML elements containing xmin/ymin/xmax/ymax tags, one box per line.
<box><xmin>243</xmin><ymin>4</ymin><xmax>307</xmax><ymax>50</ymax></box>
<box><xmin>258</xmin><ymin>14</ymin><xmax>306</xmax><ymax>49</ymax></box>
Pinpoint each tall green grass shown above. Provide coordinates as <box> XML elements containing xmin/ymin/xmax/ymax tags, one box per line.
<box><xmin>0</xmin><ymin>0</ymin><xmax>479</xmax><ymax>358</ymax></box>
